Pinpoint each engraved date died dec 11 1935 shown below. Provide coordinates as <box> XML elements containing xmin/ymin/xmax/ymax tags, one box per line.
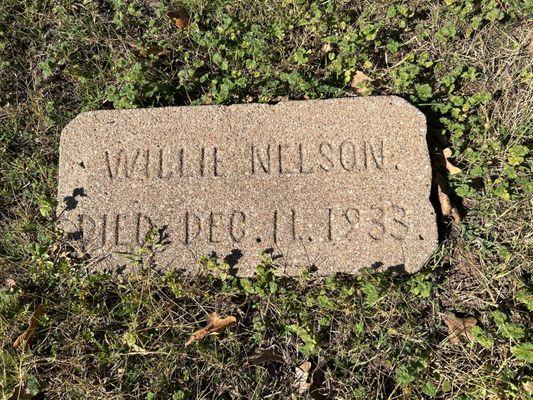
<box><xmin>69</xmin><ymin>204</ymin><xmax>411</xmax><ymax>251</ymax></box>
<box><xmin>57</xmin><ymin>97</ymin><xmax>438</xmax><ymax>275</ymax></box>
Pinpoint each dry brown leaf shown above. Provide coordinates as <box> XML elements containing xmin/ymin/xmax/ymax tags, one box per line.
<box><xmin>13</xmin><ymin>305</ymin><xmax>46</xmax><ymax>349</ymax></box>
<box><xmin>249</xmin><ymin>346</ymin><xmax>284</xmax><ymax>365</ymax></box>
<box><xmin>436</xmin><ymin>172</ymin><xmax>461</xmax><ymax>223</ymax></box>
<box><xmin>443</xmin><ymin>148</ymin><xmax>462</xmax><ymax>175</ymax></box>
<box><xmin>293</xmin><ymin>359</ymin><xmax>329</xmax><ymax>398</ymax></box>
<box><xmin>4</xmin><ymin>278</ymin><xmax>16</xmax><ymax>292</ymax></box>
<box><xmin>443</xmin><ymin>312</ymin><xmax>477</xmax><ymax>344</ymax></box>
<box><xmin>294</xmin><ymin>361</ymin><xmax>312</xmax><ymax>394</ymax></box>
<box><xmin>350</xmin><ymin>71</ymin><xmax>373</xmax><ymax>95</ymax></box>
<box><xmin>185</xmin><ymin>312</ymin><xmax>236</xmax><ymax>346</ymax></box>
<box><xmin>168</xmin><ymin>7</ymin><xmax>190</xmax><ymax>29</ymax></box>
<box><xmin>321</xmin><ymin>43</ymin><xmax>333</xmax><ymax>53</ymax></box>
<box><xmin>436</xmin><ymin>173</ymin><xmax>453</xmax><ymax>217</ymax></box>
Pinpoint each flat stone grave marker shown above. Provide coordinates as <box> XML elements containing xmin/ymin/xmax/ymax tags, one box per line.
<box><xmin>57</xmin><ymin>96</ymin><xmax>437</xmax><ymax>276</ymax></box>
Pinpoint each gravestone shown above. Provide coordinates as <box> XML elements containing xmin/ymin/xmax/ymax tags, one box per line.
<box><xmin>57</xmin><ymin>97</ymin><xmax>437</xmax><ymax>276</ymax></box>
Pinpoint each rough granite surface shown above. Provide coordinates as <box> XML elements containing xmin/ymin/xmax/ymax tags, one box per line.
<box><xmin>57</xmin><ymin>96</ymin><xmax>438</xmax><ymax>276</ymax></box>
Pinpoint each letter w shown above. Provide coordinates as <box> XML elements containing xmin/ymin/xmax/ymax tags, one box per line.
<box><xmin>105</xmin><ymin>149</ymin><xmax>140</xmax><ymax>179</ymax></box>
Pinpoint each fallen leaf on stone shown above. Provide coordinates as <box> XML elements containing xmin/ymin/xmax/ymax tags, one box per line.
<box><xmin>443</xmin><ymin>148</ymin><xmax>462</xmax><ymax>175</ymax></box>
<box><xmin>350</xmin><ymin>71</ymin><xmax>373</xmax><ymax>95</ymax></box>
<box><xmin>185</xmin><ymin>312</ymin><xmax>236</xmax><ymax>346</ymax></box>
<box><xmin>294</xmin><ymin>361</ymin><xmax>312</xmax><ymax>394</ymax></box>
<box><xmin>443</xmin><ymin>312</ymin><xmax>477</xmax><ymax>344</ymax></box>
<box><xmin>249</xmin><ymin>346</ymin><xmax>285</xmax><ymax>365</ymax></box>
<box><xmin>13</xmin><ymin>305</ymin><xmax>46</xmax><ymax>349</ymax></box>
<box><xmin>168</xmin><ymin>7</ymin><xmax>190</xmax><ymax>29</ymax></box>
<box><xmin>436</xmin><ymin>172</ymin><xmax>461</xmax><ymax>223</ymax></box>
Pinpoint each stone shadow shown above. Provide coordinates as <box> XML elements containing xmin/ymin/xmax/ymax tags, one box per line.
<box><xmin>422</xmin><ymin>104</ymin><xmax>467</xmax><ymax>242</ymax></box>
<box><xmin>223</xmin><ymin>249</ymin><xmax>243</xmax><ymax>268</ymax></box>
<box><xmin>63</xmin><ymin>187</ymin><xmax>86</xmax><ymax>211</ymax></box>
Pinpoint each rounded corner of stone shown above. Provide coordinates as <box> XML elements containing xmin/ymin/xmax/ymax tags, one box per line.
<box><xmin>405</xmin><ymin>264</ymin><xmax>423</xmax><ymax>275</ymax></box>
<box><xmin>61</xmin><ymin>111</ymin><xmax>99</xmax><ymax>138</ymax></box>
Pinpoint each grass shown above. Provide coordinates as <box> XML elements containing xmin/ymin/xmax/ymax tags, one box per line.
<box><xmin>0</xmin><ymin>0</ymin><xmax>531</xmax><ymax>398</ymax></box>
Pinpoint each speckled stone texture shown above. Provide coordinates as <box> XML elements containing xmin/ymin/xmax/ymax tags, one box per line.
<box><xmin>57</xmin><ymin>96</ymin><xmax>437</xmax><ymax>276</ymax></box>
